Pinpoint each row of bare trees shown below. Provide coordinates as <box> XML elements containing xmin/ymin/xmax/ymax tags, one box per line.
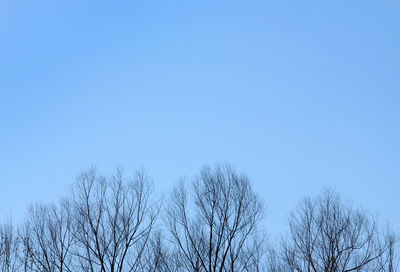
<box><xmin>0</xmin><ymin>164</ymin><xmax>398</xmax><ymax>272</ymax></box>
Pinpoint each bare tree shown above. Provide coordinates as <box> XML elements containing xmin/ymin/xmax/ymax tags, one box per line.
<box><xmin>273</xmin><ymin>189</ymin><xmax>389</xmax><ymax>272</ymax></box>
<box><xmin>71</xmin><ymin>168</ymin><xmax>159</xmax><ymax>272</ymax></box>
<box><xmin>21</xmin><ymin>199</ymin><xmax>75</xmax><ymax>272</ymax></box>
<box><xmin>137</xmin><ymin>231</ymin><xmax>180</xmax><ymax>272</ymax></box>
<box><xmin>0</xmin><ymin>221</ymin><xmax>20</xmax><ymax>272</ymax></box>
<box><xmin>166</xmin><ymin>164</ymin><xmax>265</xmax><ymax>272</ymax></box>
<box><xmin>3</xmin><ymin>164</ymin><xmax>398</xmax><ymax>272</ymax></box>
<box><xmin>381</xmin><ymin>231</ymin><xmax>399</xmax><ymax>272</ymax></box>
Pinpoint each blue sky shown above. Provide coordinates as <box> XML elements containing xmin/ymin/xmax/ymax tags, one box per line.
<box><xmin>1</xmin><ymin>1</ymin><xmax>399</xmax><ymax>235</ymax></box>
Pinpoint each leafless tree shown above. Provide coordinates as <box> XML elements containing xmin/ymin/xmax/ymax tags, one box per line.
<box><xmin>136</xmin><ymin>231</ymin><xmax>180</xmax><ymax>272</ymax></box>
<box><xmin>380</xmin><ymin>230</ymin><xmax>399</xmax><ymax>272</ymax></box>
<box><xmin>0</xmin><ymin>221</ymin><xmax>20</xmax><ymax>272</ymax></box>
<box><xmin>21</xmin><ymin>199</ymin><xmax>75</xmax><ymax>272</ymax></box>
<box><xmin>272</xmin><ymin>189</ymin><xmax>389</xmax><ymax>272</ymax></box>
<box><xmin>2</xmin><ymin>164</ymin><xmax>398</xmax><ymax>272</ymax></box>
<box><xmin>166</xmin><ymin>164</ymin><xmax>265</xmax><ymax>272</ymax></box>
<box><xmin>71</xmin><ymin>167</ymin><xmax>159</xmax><ymax>272</ymax></box>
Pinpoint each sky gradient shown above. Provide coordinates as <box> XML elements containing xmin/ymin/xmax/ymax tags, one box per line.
<box><xmin>1</xmin><ymin>1</ymin><xmax>399</xmax><ymax>236</ymax></box>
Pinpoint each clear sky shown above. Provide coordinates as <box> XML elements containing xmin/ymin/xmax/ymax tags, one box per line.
<box><xmin>1</xmin><ymin>1</ymin><xmax>399</xmax><ymax>236</ymax></box>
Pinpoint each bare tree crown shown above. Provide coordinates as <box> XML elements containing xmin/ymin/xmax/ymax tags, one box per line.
<box><xmin>166</xmin><ymin>164</ymin><xmax>265</xmax><ymax>272</ymax></box>
<box><xmin>0</xmin><ymin>166</ymin><xmax>397</xmax><ymax>272</ymax></box>
<box><xmin>272</xmin><ymin>189</ymin><xmax>391</xmax><ymax>272</ymax></box>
